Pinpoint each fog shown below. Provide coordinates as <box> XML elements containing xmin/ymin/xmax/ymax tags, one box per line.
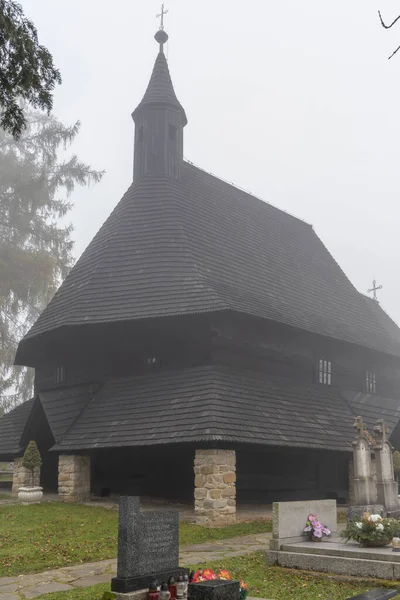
<box><xmin>22</xmin><ymin>0</ymin><xmax>400</xmax><ymax>322</ymax></box>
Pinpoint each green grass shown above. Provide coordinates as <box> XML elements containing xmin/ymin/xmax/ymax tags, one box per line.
<box><xmin>0</xmin><ymin>503</ymin><xmax>271</xmax><ymax>577</ymax></box>
<box><xmin>180</xmin><ymin>519</ymin><xmax>271</xmax><ymax>545</ymax></box>
<box><xmin>34</xmin><ymin>552</ymin><xmax>400</xmax><ymax>600</ymax></box>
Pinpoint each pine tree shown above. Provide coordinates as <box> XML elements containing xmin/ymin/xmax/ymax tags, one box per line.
<box><xmin>0</xmin><ymin>108</ymin><xmax>104</xmax><ymax>412</ymax></box>
<box><xmin>22</xmin><ymin>440</ymin><xmax>42</xmax><ymax>486</ymax></box>
<box><xmin>0</xmin><ymin>0</ymin><xmax>61</xmax><ymax>138</ymax></box>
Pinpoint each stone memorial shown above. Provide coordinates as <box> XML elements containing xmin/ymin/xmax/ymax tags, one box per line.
<box><xmin>111</xmin><ymin>496</ymin><xmax>188</xmax><ymax>597</ymax></box>
<box><xmin>188</xmin><ymin>580</ymin><xmax>240</xmax><ymax>600</ymax></box>
<box><xmin>374</xmin><ymin>419</ymin><xmax>400</xmax><ymax>516</ymax></box>
<box><xmin>348</xmin><ymin>416</ymin><xmax>383</xmax><ymax>521</ymax></box>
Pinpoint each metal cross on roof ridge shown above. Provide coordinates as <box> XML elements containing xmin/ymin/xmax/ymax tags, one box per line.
<box><xmin>368</xmin><ymin>278</ymin><xmax>383</xmax><ymax>302</ymax></box>
<box><xmin>157</xmin><ymin>3</ymin><xmax>168</xmax><ymax>30</ymax></box>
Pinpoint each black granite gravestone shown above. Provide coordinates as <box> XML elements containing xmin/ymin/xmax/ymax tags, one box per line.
<box><xmin>188</xmin><ymin>580</ymin><xmax>240</xmax><ymax>600</ymax></box>
<box><xmin>111</xmin><ymin>496</ymin><xmax>188</xmax><ymax>594</ymax></box>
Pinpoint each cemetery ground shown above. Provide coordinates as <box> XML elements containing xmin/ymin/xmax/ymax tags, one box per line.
<box><xmin>12</xmin><ymin>553</ymin><xmax>399</xmax><ymax>600</ymax></box>
<box><xmin>0</xmin><ymin>502</ymin><xmax>271</xmax><ymax>576</ymax></box>
<box><xmin>0</xmin><ymin>503</ymin><xmax>397</xmax><ymax>600</ymax></box>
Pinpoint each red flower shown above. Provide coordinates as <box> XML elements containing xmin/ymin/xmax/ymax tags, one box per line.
<box><xmin>202</xmin><ymin>569</ymin><xmax>217</xmax><ymax>581</ymax></box>
<box><xmin>240</xmin><ymin>581</ymin><xmax>247</xmax><ymax>590</ymax></box>
<box><xmin>218</xmin><ymin>570</ymin><xmax>231</xmax><ymax>580</ymax></box>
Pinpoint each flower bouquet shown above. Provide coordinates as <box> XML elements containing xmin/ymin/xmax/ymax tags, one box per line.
<box><xmin>303</xmin><ymin>514</ymin><xmax>331</xmax><ymax>541</ymax></box>
<box><xmin>191</xmin><ymin>568</ymin><xmax>248</xmax><ymax>600</ymax></box>
<box><xmin>341</xmin><ymin>513</ymin><xmax>399</xmax><ymax>547</ymax></box>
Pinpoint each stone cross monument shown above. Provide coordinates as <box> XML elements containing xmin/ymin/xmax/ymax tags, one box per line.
<box><xmin>352</xmin><ymin>416</ymin><xmax>377</xmax><ymax>506</ymax></box>
<box><xmin>374</xmin><ymin>419</ymin><xmax>400</xmax><ymax>513</ymax></box>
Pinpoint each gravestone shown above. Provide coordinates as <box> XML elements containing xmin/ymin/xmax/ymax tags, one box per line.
<box><xmin>111</xmin><ymin>497</ymin><xmax>188</xmax><ymax>595</ymax></box>
<box><xmin>374</xmin><ymin>419</ymin><xmax>400</xmax><ymax>515</ymax></box>
<box><xmin>348</xmin><ymin>416</ymin><xmax>383</xmax><ymax>521</ymax></box>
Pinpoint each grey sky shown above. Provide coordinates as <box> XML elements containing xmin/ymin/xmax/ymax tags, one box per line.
<box><xmin>24</xmin><ymin>0</ymin><xmax>400</xmax><ymax>323</ymax></box>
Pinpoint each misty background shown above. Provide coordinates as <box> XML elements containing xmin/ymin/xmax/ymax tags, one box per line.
<box><xmin>21</xmin><ymin>0</ymin><xmax>400</xmax><ymax>322</ymax></box>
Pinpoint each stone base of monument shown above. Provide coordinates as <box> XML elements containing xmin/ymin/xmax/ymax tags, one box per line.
<box><xmin>112</xmin><ymin>568</ymin><xmax>189</xmax><ymax>594</ymax></box>
<box><xmin>114</xmin><ymin>590</ymin><xmax>147</xmax><ymax>600</ymax></box>
<box><xmin>188</xmin><ymin>580</ymin><xmax>240</xmax><ymax>600</ymax></box>
<box><xmin>347</xmin><ymin>505</ymin><xmax>385</xmax><ymax>521</ymax></box>
<box><xmin>266</xmin><ymin>538</ymin><xmax>400</xmax><ymax>580</ymax></box>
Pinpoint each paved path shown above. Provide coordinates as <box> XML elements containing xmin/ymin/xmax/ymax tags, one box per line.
<box><xmin>0</xmin><ymin>532</ymin><xmax>272</xmax><ymax>599</ymax></box>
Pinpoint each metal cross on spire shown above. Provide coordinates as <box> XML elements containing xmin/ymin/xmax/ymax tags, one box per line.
<box><xmin>368</xmin><ymin>278</ymin><xmax>383</xmax><ymax>302</ymax></box>
<box><xmin>157</xmin><ymin>3</ymin><xmax>168</xmax><ymax>30</ymax></box>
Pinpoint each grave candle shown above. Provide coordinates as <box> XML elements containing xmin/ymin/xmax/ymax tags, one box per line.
<box><xmin>176</xmin><ymin>574</ymin><xmax>185</xmax><ymax>599</ymax></box>
<box><xmin>392</xmin><ymin>535</ymin><xmax>400</xmax><ymax>552</ymax></box>
<box><xmin>183</xmin><ymin>574</ymin><xmax>189</xmax><ymax>599</ymax></box>
<box><xmin>148</xmin><ymin>581</ymin><xmax>159</xmax><ymax>600</ymax></box>
<box><xmin>159</xmin><ymin>582</ymin><xmax>171</xmax><ymax>600</ymax></box>
<box><xmin>168</xmin><ymin>576</ymin><xmax>177</xmax><ymax>600</ymax></box>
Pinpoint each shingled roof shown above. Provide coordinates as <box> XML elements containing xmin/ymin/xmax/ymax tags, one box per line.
<box><xmin>0</xmin><ymin>399</ymin><xmax>35</xmax><ymax>459</ymax></box>
<box><xmin>1</xmin><ymin>367</ymin><xmax>399</xmax><ymax>456</ymax></box>
<box><xmin>16</xmin><ymin>161</ymin><xmax>400</xmax><ymax>365</ymax></box>
<box><xmin>14</xmin><ymin>30</ymin><xmax>400</xmax><ymax>364</ymax></box>
<box><xmin>52</xmin><ymin>365</ymin><xmax>357</xmax><ymax>452</ymax></box>
<box><xmin>132</xmin><ymin>51</ymin><xmax>187</xmax><ymax>125</ymax></box>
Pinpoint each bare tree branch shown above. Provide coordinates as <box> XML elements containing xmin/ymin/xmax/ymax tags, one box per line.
<box><xmin>388</xmin><ymin>43</ymin><xmax>400</xmax><ymax>60</ymax></box>
<box><xmin>378</xmin><ymin>10</ymin><xmax>400</xmax><ymax>29</ymax></box>
<box><xmin>378</xmin><ymin>10</ymin><xmax>400</xmax><ymax>59</ymax></box>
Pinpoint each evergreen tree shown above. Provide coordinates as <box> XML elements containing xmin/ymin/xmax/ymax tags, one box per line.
<box><xmin>0</xmin><ymin>0</ymin><xmax>61</xmax><ymax>138</ymax></box>
<box><xmin>22</xmin><ymin>440</ymin><xmax>41</xmax><ymax>486</ymax></box>
<box><xmin>0</xmin><ymin>108</ymin><xmax>104</xmax><ymax>412</ymax></box>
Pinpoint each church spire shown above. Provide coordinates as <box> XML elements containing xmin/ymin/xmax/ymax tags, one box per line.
<box><xmin>132</xmin><ymin>10</ymin><xmax>187</xmax><ymax>181</ymax></box>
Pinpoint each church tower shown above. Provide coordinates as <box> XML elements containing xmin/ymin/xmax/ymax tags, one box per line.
<box><xmin>132</xmin><ymin>28</ymin><xmax>187</xmax><ymax>181</ymax></box>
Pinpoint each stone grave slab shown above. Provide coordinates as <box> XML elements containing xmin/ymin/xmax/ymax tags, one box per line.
<box><xmin>111</xmin><ymin>496</ymin><xmax>188</xmax><ymax>594</ymax></box>
<box><xmin>188</xmin><ymin>580</ymin><xmax>240</xmax><ymax>600</ymax></box>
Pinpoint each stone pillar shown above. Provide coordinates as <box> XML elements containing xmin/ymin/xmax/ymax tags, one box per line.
<box><xmin>374</xmin><ymin>419</ymin><xmax>400</xmax><ymax>512</ymax></box>
<box><xmin>58</xmin><ymin>455</ymin><xmax>91</xmax><ymax>502</ymax></box>
<box><xmin>12</xmin><ymin>457</ymin><xmax>40</xmax><ymax>496</ymax></box>
<box><xmin>194</xmin><ymin>449</ymin><xmax>236</xmax><ymax>526</ymax></box>
<box><xmin>352</xmin><ymin>416</ymin><xmax>377</xmax><ymax>505</ymax></box>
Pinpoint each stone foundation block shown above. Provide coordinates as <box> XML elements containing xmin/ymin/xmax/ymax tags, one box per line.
<box><xmin>12</xmin><ymin>458</ymin><xmax>40</xmax><ymax>496</ymax></box>
<box><xmin>58</xmin><ymin>455</ymin><xmax>91</xmax><ymax>502</ymax></box>
<box><xmin>194</xmin><ymin>450</ymin><xmax>236</xmax><ymax>526</ymax></box>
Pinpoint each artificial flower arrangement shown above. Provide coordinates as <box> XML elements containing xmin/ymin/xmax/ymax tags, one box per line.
<box><xmin>191</xmin><ymin>568</ymin><xmax>248</xmax><ymax>600</ymax></box>
<box><xmin>341</xmin><ymin>513</ymin><xmax>399</xmax><ymax>547</ymax></box>
<box><xmin>303</xmin><ymin>514</ymin><xmax>331</xmax><ymax>541</ymax></box>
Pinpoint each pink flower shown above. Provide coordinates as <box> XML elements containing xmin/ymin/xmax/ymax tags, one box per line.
<box><xmin>304</xmin><ymin>526</ymin><xmax>312</xmax><ymax>532</ymax></box>
<box><xmin>322</xmin><ymin>527</ymin><xmax>331</xmax><ymax>536</ymax></box>
<box><xmin>315</xmin><ymin>521</ymin><xmax>323</xmax><ymax>529</ymax></box>
<box><xmin>313</xmin><ymin>529</ymin><xmax>323</xmax><ymax>538</ymax></box>
<box><xmin>308</xmin><ymin>514</ymin><xmax>317</xmax><ymax>522</ymax></box>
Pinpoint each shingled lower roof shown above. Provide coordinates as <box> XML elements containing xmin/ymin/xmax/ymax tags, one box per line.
<box><xmin>16</xmin><ymin>162</ymin><xmax>400</xmax><ymax>364</ymax></box>
<box><xmin>0</xmin><ymin>399</ymin><xmax>35</xmax><ymax>459</ymax></box>
<box><xmin>53</xmin><ymin>365</ymin><xmax>358</xmax><ymax>452</ymax></box>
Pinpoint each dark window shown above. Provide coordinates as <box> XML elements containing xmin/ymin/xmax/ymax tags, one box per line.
<box><xmin>138</xmin><ymin>126</ymin><xmax>144</xmax><ymax>142</ymax></box>
<box><xmin>318</xmin><ymin>359</ymin><xmax>332</xmax><ymax>385</ymax></box>
<box><xmin>365</xmin><ymin>371</ymin><xmax>376</xmax><ymax>394</ymax></box>
<box><xmin>169</xmin><ymin>125</ymin><xmax>177</xmax><ymax>140</ymax></box>
<box><xmin>54</xmin><ymin>366</ymin><xmax>65</xmax><ymax>385</ymax></box>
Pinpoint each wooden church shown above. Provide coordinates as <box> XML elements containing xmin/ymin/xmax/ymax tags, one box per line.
<box><xmin>2</xmin><ymin>24</ymin><xmax>400</xmax><ymax>524</ymax></box>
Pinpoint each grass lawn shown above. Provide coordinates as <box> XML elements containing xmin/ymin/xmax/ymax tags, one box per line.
<box><xmin>0</xmin><ymin>503</ymin><xmax>271</xmax><ymax>577</ymax></box>
<box><xmin>34</xmin><ymin>552</ymin><xmax>399</xmax><ymax>600</ymax></box>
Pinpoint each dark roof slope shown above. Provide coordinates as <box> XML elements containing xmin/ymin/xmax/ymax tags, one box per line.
<box><xmin>342</xmin><ymin>389</ymin><xmax>400</xmax><ymax>434</ymax></box>
<box><xmin>39</xmin><ymin>385</ymin><xmax>94</xmax><ymax>442</ymax></box>
<box><xmin>16</xmin><ymin>163</ymin><xmax>400</xmax><ymax>364</ymax></box>
<box><xmin>0</xmin><ymin>399</ymin><xmax>35</xmax><ymax>458</ymax></box>
<box><xmin>132</xmin><ymin>51</ymin><xmax>187</xmax><ymax>125</ymax></box>
<box><xmin>54</xmin><ymin>366</ymin><xmax>357</xmax><ymax>452</ymax></box>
